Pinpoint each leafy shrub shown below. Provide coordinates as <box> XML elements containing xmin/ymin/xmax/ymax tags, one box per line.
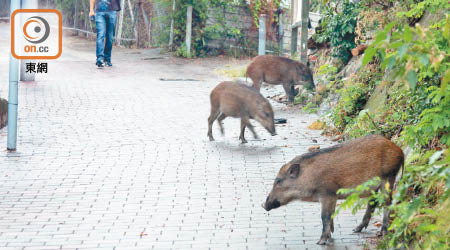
<box><xmin>314</xmin><ymin>0</ymin><xmax>361</xmax><ymax>62</ymax></box>
<box><xmin>331</xmin><ymin>81</ymin><xmax>374</xmax><ymax>130</ymax></box>
<box><xmin>332</xmin><ymin>3</ymin><xmax>449</xmax><ymax>249</ymax></box>
<box><xmin>363</xmin><ymin>14</ymin><xmax>450</xmax><ymax>148</ymax></box>
<box><xmin>156</xmin><ymin>0</ymin><xmax>247</xmax><ymax>57</ymax></box>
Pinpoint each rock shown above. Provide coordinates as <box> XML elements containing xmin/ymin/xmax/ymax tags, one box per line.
<box><xmin>340</xmin><ymin>55</ymin><xmax>363</xmax><ymax>78</ymax></box>
<box><xmin>364</xmin><ymin>82</ymin><xmax>388</xmax><ymax>115</ymax></box>
<box><xmin>419</xmin><ymin>10</ymin><xmax>446</xmax><ymax>27</ymax></box>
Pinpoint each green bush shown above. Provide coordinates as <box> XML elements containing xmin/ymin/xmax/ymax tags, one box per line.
<box><xmin>314</xmin><ymin>0</ymin><xmax>361</xmax><ymax>62</ymax></box>
<box><xmin>156</xmin><ymin>0</ymin><xmax>247</xmax><ymax>57</ymax></box>
<box><xmin>331</xmin><ymin>81</ymin><xmax>374</xmax><ymax>130</ymax></box>
<box><xmin>332</xmin><ymin>3</ymin><xmax>449</xmax><ymax>249</ymax></box>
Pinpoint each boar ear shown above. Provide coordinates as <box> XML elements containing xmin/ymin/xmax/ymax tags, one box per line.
<box><xmin>288</xmin><ymin>164</ymin><xmax>300</xmax><ymax>178</ymax></box>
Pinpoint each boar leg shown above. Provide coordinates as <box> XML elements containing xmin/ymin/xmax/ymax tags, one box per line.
<box><xmin>250</xmin><ymin>77</ymin><xmax>263</xmax><ymax>92</ymax></box>
<box><xmin>244</xmin><ymin>118</ymin><xmax>259</xmax><ymax>139</ymax></box>
<box><xmin>239</xmin><ymin>117</ymin><xmax>258</xmax><ymax>143</ymax></box>
<box><xmin>207</xmin><ymin>110</ymin><xmax>220</xmax><ymax>141</ymax></box>
<box><xmin>239</xmin><ymin>119</ymin><xmax>248</xmax><ymax>143</ymax></box>
<box><xmin>217</xmin><ymin>113</ymin><xmax>226</xmax><ymax>135</ymax></box>
<box><xmin>282</xmin><ymin>83</ymin><xmax>295</xmax><ymax>103</ymax></box>
<box><xmin>317</xmin><ymin>196</ymin><xmax>337</xmax><ymax>245</ymax></box>
<box><xmin>354</xmin><ymin>198</ymin><xmax>377</xmax><ymax>232</ymax></box>
<box><xmin>330</xmin><ymin>219</ymin><xmax>334</xmax><ymax>233</ymax></box>
<box><xmin>378</xmin><ymin>176</ymin><xmax>395</xmax><ymax>237</ymax></box>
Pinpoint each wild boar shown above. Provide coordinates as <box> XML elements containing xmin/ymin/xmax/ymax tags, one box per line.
<box><xmin>207</xmin><ymin>81</ymin><xmax>276</xmax><ymax>143</ymax></box>
<box><xmin>263</xmin><ymin>135</ymin><xmax>404</xmax><ymax>245</ymax></box>
<box><xmin>246</xmin><ymin>55</ymin><xmax>315</xmax><ymax>103</ymax></box>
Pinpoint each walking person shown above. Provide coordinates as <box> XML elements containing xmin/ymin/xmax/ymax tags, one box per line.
<box><xmin>89</xmin><ymin>0</ymin><xmax>121</xmax><ymax>67</ymax></box>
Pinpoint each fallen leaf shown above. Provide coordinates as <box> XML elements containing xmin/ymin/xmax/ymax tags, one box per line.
<box><xmin>308</xmin><ymin>145</ymin><xmax>320</xmax><ymax>152</ymax></box>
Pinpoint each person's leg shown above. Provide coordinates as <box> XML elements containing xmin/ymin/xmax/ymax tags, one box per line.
<box><xmin>104</xmin><ymin>11</ymin><xmax>117</xmax><ymax>64</ymax></box>
<box><xmin>95</xmin><ymin>12</ymin><xmax>107</xmax><ymax>65</ymax></box>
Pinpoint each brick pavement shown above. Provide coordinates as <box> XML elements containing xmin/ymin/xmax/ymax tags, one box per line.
<box><xmin>0</xmin><ymin>23</ymin><xmax>378</xmax><ymax>249</ymax></box>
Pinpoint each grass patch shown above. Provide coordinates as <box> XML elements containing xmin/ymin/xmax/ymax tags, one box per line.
<box><xmin>214</xmin><ymin>65</ymin><xmax>246</xmax><ymax>79</ymax></box>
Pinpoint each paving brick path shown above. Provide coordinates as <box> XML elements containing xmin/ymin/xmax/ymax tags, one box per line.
<box><xmin>0</xmin><ymin>23</ymin><xmax>378</xmax><ymax>249</ymax></box>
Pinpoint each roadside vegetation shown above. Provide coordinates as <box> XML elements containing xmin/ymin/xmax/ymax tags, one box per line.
<box><xmin>308</xmin><ymin>0</ymin><xmax>449</xmax><ymax>248</ymax></box>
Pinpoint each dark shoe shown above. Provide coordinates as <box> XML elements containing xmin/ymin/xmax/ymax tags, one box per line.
<box><xmin>96</xmin><ymin>61</ymin><xmax>104</xmax><ymax>68</ymax></box>
<box><xmin>105</xmin><ymin>61</ymin><xmax>112</xmax><ymax>67</ymax></box>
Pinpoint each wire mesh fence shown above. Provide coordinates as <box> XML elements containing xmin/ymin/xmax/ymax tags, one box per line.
<box><xmin>0</xmin><ymin>0</ymin><xmax>320</xmax><ymax>57</ymax></box>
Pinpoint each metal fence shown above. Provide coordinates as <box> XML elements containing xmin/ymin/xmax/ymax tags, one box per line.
<box><xmin>0</xmin><ymin>0</ymin><xmax>320</xmax><ymax>56</ymax></box>
<box><xmin>33</xmin><ymin>0</ymin><xmax>168</xmax><ymax>48</ymax></box>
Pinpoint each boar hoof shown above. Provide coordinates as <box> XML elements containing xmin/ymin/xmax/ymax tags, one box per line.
<box><xmin>239</xmin><ymin>137</ymin><xmax>248</xmax><ymax>143</ymax></box>
<box><xmin>353</xmin><ymin>223</ymin><xmax>367</xmax><ymax>233</ymax></box>
<box><xmin>376</xmin><ymin>227</ymin><xmax>388</xmax><ymax>237</ymax></box>
<box><xmin>316</xmin><ymin>238</ymin><xmax>327</xmax><ymax>245</ymax></box>
<box><xmin>208</xmin><ymin>136</ymin><xmax>215</xmax><ymax>141</ymax></box>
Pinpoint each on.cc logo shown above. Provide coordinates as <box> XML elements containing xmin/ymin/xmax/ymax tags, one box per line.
<box><xmin>23</xmin><ymin>16</ymin><xmax>50</xmax><ymax>44</ymax></box>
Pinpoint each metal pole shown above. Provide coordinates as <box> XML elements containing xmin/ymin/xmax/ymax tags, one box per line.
<box><xmin>291</xmin><ymin>26</ymin><xmax>297</xmax><ymax>56</ymax></box>
<box><xmin>185</xmin><ymin>5</ymin><xmax>192</xmax><ymax>58</ymax></box>
<box><xmin>300</xmin><ymin>0</ymin><xmax>309</xmax><ymax>64</ymax></box>
<box><xmin>8</xmin><ymin>0</ymin><xmax>20</xmax><ymax>151</ymax></box>
<box><xmin>116</xmin><ymin>0</ymin><xmax>125</xmax><ymax>46</ymax></box>
<box><xmin>168</xmin><ymin>0</ymin><xmax>176</xmax><ymax>50</ymax></box>
<box><xmin>278</xmin><ymin>12</ymin><xmax>283</xmax><ymax>55</ymax></box>
<box><xmin>20</xmin><ymin>0</ymin><xmax>38</xmax><ymax>81</ymax></box>
<box><xmin>258</xmin><ymin>14</ymin><xmax>266</xmax><ymax>55</ymax></box>
<box><xmin>73</xmin><ymin>0</ymin><xmax>78</xmax><ymax>36</ymax></box>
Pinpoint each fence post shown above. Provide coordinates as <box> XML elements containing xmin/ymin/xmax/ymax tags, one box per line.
<box><xmin>136</xmin><ymin>1</ymin><xmax>141</xmax><ymax>47</ymax></box>
<box><xmin>185</xmin><ymin>5</ymin><xmax>192</xmax><ymax>58</ymax></box>
<box><xmin>140</xmin><ymin>0</ymin><xmax>151</xmax><ymax>47</ymax></box>
<box><xmin>126</xmin><ymin>0</ymin><xmax>138</xmax><ymax>46</ymax></box>
<box><xmin>278</xmin><ymin>12</ymin><xmax>283</xmax><ymax>55</ymax></box>
<box><xmin>8</xmin><ymin>0</ymin><xmax>20</xmax><ymax>151</ymax></box>
<box><xmin>81</xmin><ymin>0</ymin><xmax>88</xmax><ymax>38</ymax></box>
<box><xmin>300</xmin><ymin>0</ymin><xmax>309</xmax><ymax>65</ymax></box>
<box><xmin>168</xmin><ymin>0</ymin><xmax>176</xmax><ymax>50</ymax></box>
<box><xmin>73</xmin><ymin>0</ymin><xmax>78</xmax><ymax>36</ymax></box>
<box><xmin>291</xmin><ymin>26</ymin><xmax>297</xmax><ymax>56</ymax></box>
<box><xmin>258</xmin><ymin>14</ymin><xmax>266</xmax><ymax>55</ymax></box>
<box><xmin>116</xmin><ymin>0</ymin><xmax>125</xmax><ymax>46</ymax></box>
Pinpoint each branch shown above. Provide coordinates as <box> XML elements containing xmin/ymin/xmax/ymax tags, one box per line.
<box><xmin>334</xmin><ymin>0</ymin><xmax>341</xmax><ymax>14</ymax></box>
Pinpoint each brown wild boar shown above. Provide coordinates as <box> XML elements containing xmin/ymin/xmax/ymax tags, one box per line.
<box><xmin>263</xmin><ymin>135</ymin><xmax>404</xmax><ymax>245</ymax></box>
<box><xmin>207</xmin><ymin>81</ymin><xmax>276</xmax><ymax>143</ymax></box>
<box><xmin>246</xmin><ymin>55</ymin><xmax>315</xmax><ymax>103</ymax></box>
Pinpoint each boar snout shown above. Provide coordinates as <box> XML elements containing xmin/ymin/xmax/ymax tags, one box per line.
<box><xmin>267</xmin><ymin>124</ymin><xmax>276</xmax><ymax>136</ymax></box>
<box><xmin>263</xmin><ymin>196</ymin><xmax>281</xmax><ymax>211</ymax></box>
<box><xmin>263</xmin><ymin>199</ymin><xmax>281</xmax><ymax>211</ymax></box>
<box><xmin>270</xmin><ymin>127</ymin><xmax>277</xmax><ymax>136</ymax></box>
<box><xmin>305</xmin><ymin>79</ymin><xmax>315</xmax><ymax>91</ymax></box>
